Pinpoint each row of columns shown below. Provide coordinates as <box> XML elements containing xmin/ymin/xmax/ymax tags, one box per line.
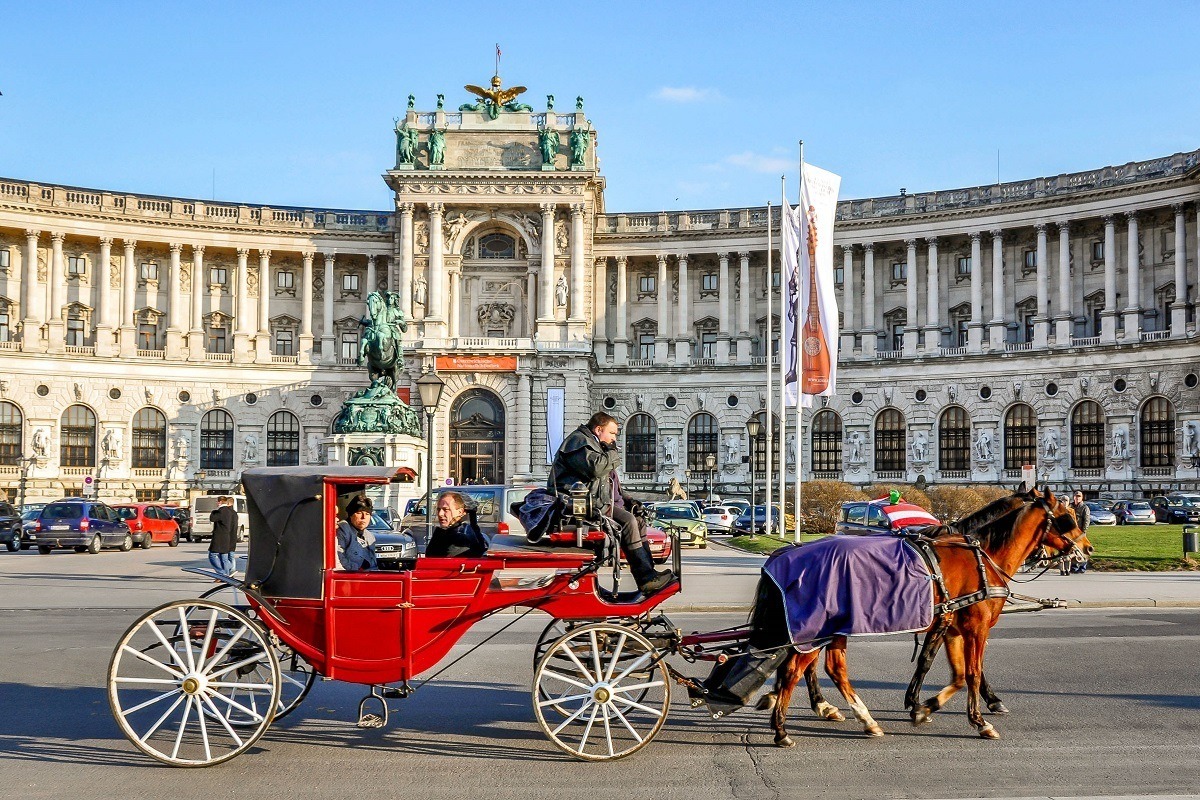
<box><xmin>837</xmin><ymin>204</ymin><xmax>1198</xmax><ymax>356</ymax></box>
<box><xmin>12</xmin><ymin>231</ymin><xmax>384</xmax><ymax>364</ymax></box>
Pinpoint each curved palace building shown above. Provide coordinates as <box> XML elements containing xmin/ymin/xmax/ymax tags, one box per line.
<box><xmin>2</xmin><ymin>92</ymin><xmax>1198</xmax><ymax>503</ymax></box>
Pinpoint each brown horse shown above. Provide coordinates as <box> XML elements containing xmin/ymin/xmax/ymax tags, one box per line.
<box><xmin>767</xmin><ymin>488</ymin><xmax>1089</xmax><ymax>746</ymax></box>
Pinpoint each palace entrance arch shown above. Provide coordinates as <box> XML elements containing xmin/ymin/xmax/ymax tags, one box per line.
<box><xmin>449</xmin><ymin>388</ymin><xmax>505</xmax><ymax>485</ymax></box>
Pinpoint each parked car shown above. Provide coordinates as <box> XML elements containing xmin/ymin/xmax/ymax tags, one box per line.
<box><xmin>112</xmin><ymin>503</ymin><xmax>182</xmax><ymax>548</ymax></box>
<box><xmin>1</xmin><ymin>501</ymin><xmax>23</xmax><ymax>552</ymax></box>
<box><xmin>19</xmin><ymin>508</ymin><xmax>40</xmax><ymax>548</ymax></box>
<box><xmin>1111</xmin><ymin>500</ymin><xmax>1156</xmax><ymax>525</ymax></box>
<box><xmin>26</xmin><ymin>499</ymin><xmax>134</xmax><ymax>554</ymax></box>
<box><xmin>1150</xmin><ymin>494</ymin><xmax>1200</xmax><ymax>524</ymax></box>
<box><xmin>402</xmin><ymin>484</ymin><xmax>536</xmax><ymax>545</ymax></box>
<box><xmin>702</xmin><ymin>505</ymin><xmax>739</xmax><ymax>534</ymax></box>
<box><xmin>1085</xmin><ymin>501</ymin><xmax>1118</xmax><ymax>526</ymax></box>
<box><xmin>723</xmin><ymin>498</ymin><xmax>751</xmax><ymax>517</ymax></box>
<box><xmin>732</xmin><ymin>505</ymin><xmax>783</xmax><ymax>536</ymax></box>
<box><xmin>646</xmin><ymin>501</ymin><xmax>708</xmax><ymax>548</ymax></box>
<box><xmin>189</xmin><ymin>495</ymin><xmax>250</xmax><ymax>543</ymax></box>
<box><xmin>367</xmin><ymin>511</ymin><xmax>417</xmax><ymax>569</ymax></box>
<box><xmin>164</xmin><ymin>506</ymin><xmax>193</xmax><ymax>540</ymax></box>
<box><xmin>836</xmin><ymin>499</ymin><xmax>941</xmax><ymax>536</ymax></box>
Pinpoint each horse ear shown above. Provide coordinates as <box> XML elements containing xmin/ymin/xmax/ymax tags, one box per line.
<box><xmin>1016</xmin><ymin>480</ymin><xmax>1030</xmax><ymax>495</ymax></box>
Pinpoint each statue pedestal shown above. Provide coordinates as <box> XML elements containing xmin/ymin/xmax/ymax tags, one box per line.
<box><xmin>325</xmin><ymin>433</ymin><xmax>425</xmax><ymax>512</ymax></box>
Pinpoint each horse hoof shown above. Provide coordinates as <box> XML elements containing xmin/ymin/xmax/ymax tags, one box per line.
<box><xmin>988</xmin><ymin>702</ymin><xmax>1009</xmax><ymax>715</ymax></box>
<box><xmin>814</xmin><ymin>702</ymin><xmax>844</xmax><ymax>721</ymax></box>
<box><xmin>775</xmin><ymin>735</ymin><xmax>795</xmax><ymax>748</ymax></box>
<box><xmin>979</xmin><ymin>723</ymin><xmax>1000</xmax><ymax>740</ymax></box>
<box><xmin>755</xmin><ymin>693</ymin><xmax>777</xmax><ymax>711</ymax></box>
<box><xmin>865</xmin><ymin>725</ymin><xmax>885</xmax><ymax>737</ymax></box>
<box><xmin>826</xmin><ymin>709</ymin><xmax>846</xmax><ymax>722</ymax></box>
<box><xmin>911</xmin><ymin>706</ymin><xmax>932</xmax><ymax>726</ymax></box>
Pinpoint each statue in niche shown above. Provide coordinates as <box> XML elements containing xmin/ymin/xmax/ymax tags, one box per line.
<box><xmin>911</xmin><ymin>431</ymin><xmax>929</xmax><ymax>464</ymax></box>
<box><xmin>723</xmin><ymin>434</ymin><xmax>741</xmax><ymax>465</ymax></box>
<box><xmin>975</xmin><ymin>429</ymin><xmax>994</xmax><ymax>462</ymax></box>
<box><xmin>1042</xmin><ymin>427</ymin><xmax>1060</xmax><ymax>460</ymax></box>
<box><xmin>413</xmin><ymin>275</ymin><xmax>428</xmax><ymax>308</ymax></box>
<box><xmin>414</xmin><ymin>221</ymin><xmax>429</xmax><ymax>253</ymax></box>
<box><xmin>568</xmin><ymin>128</ymin><xmax>591</xmax><ymax>166</ymax></box>
<box><xmin>244</xmin><ymin>433</ymin><xmax>260</xmax><ymax>463</ymax></box>
<box><xmin>538</xmin><ymin>126</ymin><xmax>560</xmax><ymax>166</ymax></box>
<box><xmin>428</xmin><ymin>129</ymin><xmax>446</xmax><ymax>166</ymax></box>
<box><xmin>554</xmin><ymin>220</ymin><xmax>568</xmax><ymax>253</ymax></box>
<box><xmin>1183</xmin><ymin>421</ymin><xmax>1199</xmax><ymax>460</ymax></box>
<box><xmin>555</xmin><ymin>275</ymin><xmax>569</xmax><ymax>308</ymax></box>
<box><xmin>101</xmin><ymin>428</ymin><xmax>122</xmax><ymax>461</ymax></box>
<box><xmin>662</xmin><ymin>436</ymin><xmax>678</xmax><ymax>465</ymax></box>
<box><xmin>1111</xmin><ymin>428</ymin><xmax>1129</xmax><ymax>462</ymax></box>
<box><xmin>173</xmin><ymin>431</ymin><xmax>191</xmax><ymax>466</ymax></box>
<box><xmin>307</xmin><ymin>433</ymin><xmax>322</xmax><ymax>464</ymax></box>
<box><xmin>785</xmin><ymin>433</ymin><xmax>797</xmax><ymax>467</ymax></box>
<box><xmin>636</xmin><ymin>393</ymin><xmax>648</xmax><ymax>411</ymax></box>
<box><xmin>395</xmin><ymin>123</ymin><xmax>418</xmax><ymax>165</ymax></box>
<box><xmin>31</xmin><ymin>427</ymin><xmax>50</xmax><ymax>459</ymax></box>
<box><xmin>847</xmin><ymin>432</ymin><xmax>866</xmax><ymax>463</ymax></box>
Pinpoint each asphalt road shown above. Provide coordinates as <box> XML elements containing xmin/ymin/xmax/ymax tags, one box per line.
<box><xmin>2</xmin><ymin>542</ymin><xmax>1200</xmax><ymax>799</ymax></box>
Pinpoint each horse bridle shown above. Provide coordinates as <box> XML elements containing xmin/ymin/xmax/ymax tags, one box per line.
<box><xmin>1030</xmin><ymin>494</ymin><xmax>1086</xmax><ymax>560</ymax></box>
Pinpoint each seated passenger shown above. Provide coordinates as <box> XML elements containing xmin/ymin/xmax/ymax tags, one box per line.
<box><xmin>425</xmin><ymin>491</ymin><xmax>489</xmax><ymax>558</ymax></box>
<box><xmin>336</xmin><ymin>493</ymin><xmax>378</xmax><ymax>570</ymax></box>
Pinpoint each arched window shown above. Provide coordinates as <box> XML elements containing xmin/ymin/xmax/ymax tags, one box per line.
<box><xmin>60</xmin><ymin>405</ymin><xmax>97</xmax><ymax>467</ymax></box>
<box><xmin>811</xmin><ymin>410</ymin><xmax>842</xmax><ymax>474</ymax></box>
<box><xmin>200</xmin><ymin>409</ymin><xmax>234</xmax><ymax>470</ymax></box>
<box><xmin>939</xmin><ymin>406</ymin><xmax>971</xmax><ymax>473</ymax></box>
<box><xmin>131</xmin><ymin>407</ymin><xmax>167</xmax><ymax>468</ymax></box>
<box><xmin>449</xmin><ymin>389</ymin><xmax>505</xmax><ymax>484</ymax></box>
<box><xmin>1004</xmin><ymin>404</ymin><xmax>1037</xmax><ymax>471</ymax></box>
<box><xmin>0</xmin><ymin>401</ymin><xmax>22</xmax><ymax>466</ymax></box>
<box><xmin>688</xmin><ymin>412</ymin><xmax>719</xmax><ymax>472</ymax></box>
<box><xmin>625</xmin><ymin>413</ymin><xmax>658</xmax><ymax>474</ymax></box>
<box><xmin>1070</xmin><ymin>401</ymin><xmax>1105</xmax><ymax>469</ymax></box>
<box><xmin>266</xmin><ymin>411</ymin><xmax>300</xmax><ymax>467</ymax></box>
<box><xmin>1140</xmin><ymin>397</ymin><xmax>1174</xmax><ymax>468</ymax></box>
<box><xmin>874</xmin><ymin>409</ymin><xmax>906</xmax><ymax>472</ymax></box>
<box><xmin>749</xmin><ymin>411</ymin><xmax>781</xmax><ymax>474</ymax></box>
<box><xmin>478</xmin><ymin>233</ymin><xmax>515</xmax><ymax>259</ymax></box>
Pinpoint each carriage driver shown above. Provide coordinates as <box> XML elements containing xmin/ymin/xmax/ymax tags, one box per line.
<box><xmin>336</xmin><ymin>493</ymin><xmax>378</xmax><ymax>570</ymax></box>
<box><xmin>550</xmin><ymin>411</ymin><xmax>676</xmax><ymax>596</ymax></box>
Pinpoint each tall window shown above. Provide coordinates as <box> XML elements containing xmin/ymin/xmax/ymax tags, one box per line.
<box><xmin>624</xmin><ymin>413</ymin><xmax>658</xmax><ymax>473</ymax></box>
<box><xmin>205</xmin><ymin>314</ymin><xmax>230</xmax><ymax>354</ymax></box>
<box><xmin>67</xmin><ymin>255</ymin><xmax>87</xmax><ymax>277</ymax></box>
<box><xmin>0</xmin><ymin>401</ymin><xmax>21</xmax><ymax>466</ymax></box>
<box><xmin>874</xmin><ymin>409</ymin><xmax>906</xmax><ymax>472</ymax></box>
<box><xmin>750</xmin><ymin>411</ymin><xmax>781</xmax><ymax>474</ymax></box>
<box><xmin>129</xmin><ymin>407</ymin><xmax>166</xmax><ymax>468</ymax></box>
<box><xmin>60</xmin><ymin>405</ymin><xmax>97</xmax><ymax>468</ymax></box>
<box><xmin>1004</xmin><ymin>404</ymin><xmax>1037</xmax><ymax>470</ymax></box>
<box><xmin>275</xmin><ymin>329</ymin><xmax>294</xmax><ymax>356</ymax></box>
<box><xmin>267</xmin><ymin>411</ymin><xmax>300</xmax><ymax>466</ymax></box>
<box><xmin>1140</xmin><ymin>397</ymin><xmax>1174</xmax><ymax>468</ymax></box>
<box><xmin>1071</xmin><ymin>401</ymin><xmax>1105</xmax><ymax>469</ymax></box>
<box><xmin>811</xmin><ymin>410</ymin><xmax>843</xmax><ymax>474</ymax></box>
<box><xmin>687</xmin><ymin>412</ymin><xmax>719</xmax><ymax>472</ymax></box>
<box><xmin>200</xmin><ymin>409</ymin><xmax>234</xmax><ymax>470</ymax></box>
<box><xmin>66</xmin><ymin>305</ymin><xmax>88</xmax><ymax>346</ymax></box>
<box><xmin>340</xmin><ymin>333</ymin><xmax>358</xmax><ymax>361</ymax></box>
<box><xmin>638</xmin><ymin>334</ymin><xmax>654</xmax><ymax>359</ymax></box>
<box><xmin>0</xmin><ymin>298</ymin><xmax>12</xmax><ymax>342</ymax></box>
<box><xmin>939</xmin><ymin>406</ymin><xmax>971</xmax><ymax>472</ymax></box>
<box><xmin>638</xmin><ymin>274</ymin><xmax>656</xmax><ymax>295</ymax></box>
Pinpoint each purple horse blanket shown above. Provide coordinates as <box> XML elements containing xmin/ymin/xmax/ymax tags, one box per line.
<box><xmin>763</xmin><ymin>535</ymin><xmax>933</xmax><ymax>651</ymax></box>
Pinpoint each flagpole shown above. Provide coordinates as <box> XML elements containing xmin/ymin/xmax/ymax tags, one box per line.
<box><xmin>764</xmin><ymin>201</ymin><xmax>773</xmax><ymax>537</ymax></box>
<box><xmin>795</xmin><ymin>141</ymin><xmax>805</xmax><ymax>544</ymax></box>
<box><xmin>778</xmin><ymin>176</ymin><xmax>788</xmax><ymax>539</ymax></box>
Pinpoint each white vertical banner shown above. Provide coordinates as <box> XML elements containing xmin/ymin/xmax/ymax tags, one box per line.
<box><xmin>780</xmin><ymin>197</ymin><xmax>801</xmax><ymax>407</ymax></box>
<box><xmin>545</xmin><ymin>387</ymin><xmax>565</xmax><ymax>464</ymax></box>
<box><xmin>796</xmin><ymin>162</ymin><xmax>841</xmax><ymax>408</ymax></box>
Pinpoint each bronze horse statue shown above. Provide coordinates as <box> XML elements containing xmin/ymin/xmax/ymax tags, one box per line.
<box><xmin>358</xmin><ymin>291</ymin><xmax>407</xmax><ymax>391</ymax></box>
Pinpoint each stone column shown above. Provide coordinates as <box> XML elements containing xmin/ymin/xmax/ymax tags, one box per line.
<box><xmin>537</xmin><ymin>203</ymin><xmax>555</xmax><ymax>332</ymax></box>
<box><xmin>1123</xmin><ymin>212</ymin><xmax>1141</xmax><ymax>337</ymax></box>
<box><xmin>1034</xmin><ymin>224</ymin><xmax>1050</xmax><ymax>347</ymax></box>
<box><xmin>736</xmin><ymin>251</ymin><xmax>752</xmax><ymax>363</ymax></box>
<box><xmin>366</xmin><ymin>255</ymin><xmax>377</xmax><ymax>297</ymax></box>
<box><xmin>299</xmin><ymin>251</ymin><xmax>315</xmax><ymax>362</ymax></box>
<box><xmin>164</xmin><ymin>242</ymin><xmax>184</xmax><ymax>358</ymax></box>
<box><xmin>840</xmin><ymin>246</ymin><xmax>856</xmax><ymax>354</ymax></box>
<box><xmin>861</xmin><ymin>244</ymin><xmax>877</xmax><ymax>357</ymax></box>
<box><xmin>525</xmin><ymin>269</ymin><xmax>537</xmax><ymax>338</ymax></box>
<box><xmin>516</xmin><ymin>370</ymin><xmax>532</xmax><ymax>480</ymax></box>
<box><xmin>119</xmin><ymin>239</ymin><xmax>136</xmax><ymax>356</ymax></box>
<box><xmin>1101</xmin><ymin>215</ymin><xmax>1117</xmax><ymax>343</ymax></box>
<box><xmin>903</xmin><ymin>238</ymin><xmax>919</xmax><ymax>355</ymax></box>
<box><xmin>1055</xmin><ymin>222</ymin><xmax>1073</xmax><ymax>344</ymax></box>
<box><xmin>398</xmin><ymin>203</ymin><xmax>414</xmax><ymax>317</ymax></box>
<box><xmin>255</xmin><ymin>250</ymin><xmax>272</xmax><ymax>362</ymax></box>
<box><xmin>1172</xmin><ymin>204</ymin><xmax>1188</xmax><ymax>336</ymax></box>
<box><xmin>988</xmin><ymin>230</ymin><xmax>1006</xmax><ymax>350</ymax></box>
<box><xmin>321</xmin><ymin>252</ymin><xmax>336</xmax><ymax>363</ymax></box>
<box><xmin>613</xmin><ymin>255</ymin><xmax>629</xmax><ymax>365</ymax></box>
<box><xmin>95</xmin><ymin>237</ymin><xmax>115</xmax><ymax>356</ymax></box>
<box><xmin>187</xmin><ymin>245</ymin><xmax>206</xmax><ymax>360</ymax></box>
<box><xmin>569</xmin><ymin>203</ymin><xmax>585</xmax><ymax>323</ymax></box>
<box><xmin>717</xmin><ymin>252</ymin><xmax>731</xmax><ymax>362</ymax></box>
<box><xmin>233</xmin><ymin>248</ymin><xmax>252</xmax><ymax>361</ymax></box>
<box><xmin>655</xmin><ymin>254</ymin><xmax>670</xmax><ymax>364</ymax></box>
<box><xmin>46</xmin><ymin>232</ymin><xmax>66</xmax><ymax>353</ymax></box>
<box><xmin>20</xmin><ymin>229</ymin><xmax>42</xmax><ymax>349</ymax></box>
<box><xmin>447</xmin><ymin>268</ymin><xmax>461</xmax><ymax>339</ymax></box>
<box><xmin>427</xmin><ymin>203</ymin><xmax>446</xmax><ymax>332</ymax></box>
<box><xmin>674</xmin><ymin>254</ymin><xmax>690</xmax><ymax>363</ymax></box>
<box><xmin>967</xmin><ymin>233</ymin><xmax>984</xmax><ymax>353</ymax></box>
<box><xmin>923</xmin><ymin>237</ymin><xmax>940</xmax><ymax>352</ymax></box>
<box><xmin>592</xmin><ymin>256</ymin><xmax>607</xmax><ymax>362</ymax></box>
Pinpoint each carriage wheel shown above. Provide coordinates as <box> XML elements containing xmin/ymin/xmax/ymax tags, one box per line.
<box><xmin>533</xmin><ymin>622</ymin><xmax>670</xmax><ymax>761</ymax></box>
<box><xmin>199</xmin><ymin>584</ymin><xmax>316</xmax><ymax>724</ymax></box>
<box><xmin>534</xmin><ymin>618</ymin><xmax>654</xmax><ymax>718</ymax></box>
<box><xmin>107</xmin><ymin>599</ymin><xmax>281</xmax><ymax>766</ymax></box>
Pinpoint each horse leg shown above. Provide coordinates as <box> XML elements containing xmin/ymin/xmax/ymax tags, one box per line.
<box><xmin>905</xmin><ymin>624</ymin><xmax>946</xmax><ymax>718</ymax></box>
<box><xmin>914</xmin><ymin>631</ymin><xmax>966</xmax><ymax>725</ymax></box>
<box><xmin>803</xmin><ymin>647</ymin><xmax>845</xmax><ymax>721</ymax></box>
<box><xmin>979</xmin><ymin>672</ymin><xmax>1008</xmax><ymax>714</ymax></box>
<box><xmin>824</xmin><ymin>638</ymin><xmax>883</xmax><ymax>736</ymax></box>
<box><xmin>962</xmin><ymin>626</ymin><xmax>1000</xmax><ymax>739</ymax></box>
<box><xmin>771</xmin><ymin>650</ymin><xmax>819</xmax><ymax>748</ymax></box>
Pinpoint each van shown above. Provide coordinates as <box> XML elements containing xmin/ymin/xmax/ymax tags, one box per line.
<box><xmin>188</xmin><ymin>495</ymin><xmax>250</xmax><ymax>543</ymax></box>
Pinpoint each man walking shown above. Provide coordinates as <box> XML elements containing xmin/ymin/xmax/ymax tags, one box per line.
<box><xmin>1068</xmin><ymin>491</ymin><xmax>1091</xmax><ymax>575</ymax></box>
<box><xmin>208</xmin><ymin>495</ymin><xmax>238</xmax><ymax>577</ymax></box>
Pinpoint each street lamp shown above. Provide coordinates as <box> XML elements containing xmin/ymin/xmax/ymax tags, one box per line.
<box><xmin>415</xmin><ymin>370</ymin><xmax>446</xmax><ymax>537</ymax></box>
<box><xmin>17</xmin><ymin>454</ymin><xmax>36</xmax><ymax>510</ymax></box>
<box><xmin>704</xmin><ymin>452</ymin><xmax>717</xmax><ymax>500</ymax></box>
<box><xmin>747</xmin><ymin>416</ymin><xmax>761</xmax><ymax>533</ymax></box>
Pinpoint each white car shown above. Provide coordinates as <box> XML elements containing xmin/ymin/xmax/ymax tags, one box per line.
<box><xmin>702</xmin><ymin>505</ymin><xmax>739</xmax><ymax>534</ymax></box>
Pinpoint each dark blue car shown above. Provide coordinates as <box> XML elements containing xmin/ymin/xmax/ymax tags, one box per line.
<box><xmin>732</xmin><ymin>505</ymin><xmax>781</xmax><ymax>536</ymax></box>
<box><xmin>26</xmin><ymin>498</ymin><xmax>134</xmax><ymax>554</ymax></box>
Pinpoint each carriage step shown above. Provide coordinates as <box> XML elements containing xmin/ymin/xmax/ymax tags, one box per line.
<box><xmin>357</xmin><ymin>685</ymin><xmax>394</xmax><ymax>728</ymax></box>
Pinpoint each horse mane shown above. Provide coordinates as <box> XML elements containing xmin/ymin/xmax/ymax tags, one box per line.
<box><xmin>931</xmin><ymin>493</ymin><xmax>1031</xmax><ymax>547</ymax></box>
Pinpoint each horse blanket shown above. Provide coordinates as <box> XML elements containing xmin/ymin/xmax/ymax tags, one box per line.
<box><xmin>762</xmin><ymin>534</ymin><xmax>933</xmax><ymax>651</ymax></box>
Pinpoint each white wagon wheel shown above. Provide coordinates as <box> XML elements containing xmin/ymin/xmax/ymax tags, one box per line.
<box><xmin>532</xmin><ymin>622</ymin><xmax>670</xmax><ymax>761</ymax></box>
<box><xmin>107</xmin><ymin>599</ymin><xmax>281</xmax><ymax>766</ymax></box>
<box><xmin>199</xmin><ymin>584</ymin><xmax>316</xmax><ymax>724</ymax></box>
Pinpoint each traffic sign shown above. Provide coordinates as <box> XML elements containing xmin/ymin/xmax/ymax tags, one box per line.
<box><xmin>82</xmin><ymin>475</ymin><xmax>96</xmax><ymax>497</ymax></box>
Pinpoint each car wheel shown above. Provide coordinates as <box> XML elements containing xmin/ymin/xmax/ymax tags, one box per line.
<box><xmin>38</xmin><ymin>545</ymin><xmax>52</xmax><ymax>555</ymax></box>
<box><xmin>140</xmin><ymin>536</ymin><xmax>152</xmax><ymax>549</ymax></box>
<box><xmin>119</xmin><ymin>534</ymin><xmax>134</xmax><ymax>552</ymax></box>
<box><xmin>86</xmin><ymin>534</ymin><xmax>102</xmax><ymax>554</ymax></box>
<box><xmin>168</xmin><ymin>532</ymin><xmax>179</xmax><ymax>548</ymax></box>
<box><xmin>5</xmin><ymin>529</ymin><xmax>18</xmax><ymax>552</ymax></box>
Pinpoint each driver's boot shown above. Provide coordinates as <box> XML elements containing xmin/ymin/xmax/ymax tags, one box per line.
<box><xmin>626</xmin><ymin>544</ymin><xmax>675</xmax><ymax>596</ymax></box>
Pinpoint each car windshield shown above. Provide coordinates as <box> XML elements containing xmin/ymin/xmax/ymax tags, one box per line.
<box><xmin>653</xmin><ymin>506</ymin><xmax>699</xmax><ymax>520</ymax></box>
<box><xmin>368</xmin><ymin>512</ymin><xmax>393</xmax><ymax>531</ymax></box>
<box><xmin>21</xmin><ymin>508</ymin><xmax>39</xmax><ymax>521</ymax></box>
<box><xmin>114</xmin><ymin>507</ymin><xmax>138</xmax><ymax>520</ymax></box>
<box><xmin>42</xmin><ymin>502</ymin><xmax>83</xmax><ymax>519</ymax></box>
<box><xmin>1173</xmin><ymin>496</ymin><xmax>1200</xmax><ymax>507</ymax></box>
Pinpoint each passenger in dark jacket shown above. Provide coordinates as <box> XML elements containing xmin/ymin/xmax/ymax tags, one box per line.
<box><xmin>425</xmin><ymin>491</ymin><xmax>489</xmax><ymax>558</ymax></box>
<box><xmin>208</xmin><ymin>496</ymin><xmax>238</xmax><ymax>576</ymax></box>
<box><xmin>549</xmin><ymin>411</ymin><xmax>675</xmax><ymax>595</ymax></box>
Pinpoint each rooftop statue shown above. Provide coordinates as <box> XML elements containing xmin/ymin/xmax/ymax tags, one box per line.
<box><xmin>538</xmin><ymin>126</ymin><xmax>560</xmax><ymax>166</ymax></box>
<box><xmin>395</xmin><ymin>123</ymin><xmax>418</xmax><ymax>165</ymax></box>
<box><xmin>428</xmin><ymin>129</ymin><xmax>446</xmax><ymax>166</ymax></box>
<box><xmin>568</xmin><ymin>127</ymin><xmax>590</xmax><ymax>167</ymax></box>
<box><xmin>460</xmin><ymin>74</ymin><xmax>530</xmax><ymax>120</ymax></box>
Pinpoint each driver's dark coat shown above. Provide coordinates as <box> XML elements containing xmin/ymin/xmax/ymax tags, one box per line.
<box><xmin>550</xmin><ymin>424</ymin><xmax>620</xmax><ymax>513</ymax></box>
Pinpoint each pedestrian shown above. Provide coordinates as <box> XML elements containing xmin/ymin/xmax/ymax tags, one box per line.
<box><xmin>1068</xmin><ymin>491</ymin><xmax>1091</xmax><ymax>575</ymax></box>
<box><xmin>208</xmin><ymin>495</ymin><xmax>238</xmax><ymax>577</ymax></box>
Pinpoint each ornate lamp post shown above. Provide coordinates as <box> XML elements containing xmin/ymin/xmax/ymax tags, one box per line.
<box><xmin>17</xmin><ymin>454</ymin><xmax>36</xmax><ymax>510</ymax></box>
<box><xmin>704</xmin><ymin>452</ymin><xmax>717</xmax><ymax>500</ymax></box>
<box><xmin>747</xmin><ymin>417</ymin><xmax>761</xmax><ymax>532</ymax></box>
<box><xmin>415</xmin><ymin>370</ymin><xmax>446</xmax><ymax>536</ymax></box>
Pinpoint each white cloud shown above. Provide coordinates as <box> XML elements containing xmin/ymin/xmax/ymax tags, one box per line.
<box><xmin>652</xmin><ymin>86</ymin><xmax>722</xmax><ymax>103</ymax></box>
<box><xmin>723</xmin><ymin>151</ymin><xmax>794</xmax><ymax>174</ymax></box>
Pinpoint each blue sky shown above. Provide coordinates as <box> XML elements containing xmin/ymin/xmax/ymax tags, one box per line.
<box><xmin>2</xmin><ymin>1</ymin><xmax>1197</xmax><ymax>213</ymax></box>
